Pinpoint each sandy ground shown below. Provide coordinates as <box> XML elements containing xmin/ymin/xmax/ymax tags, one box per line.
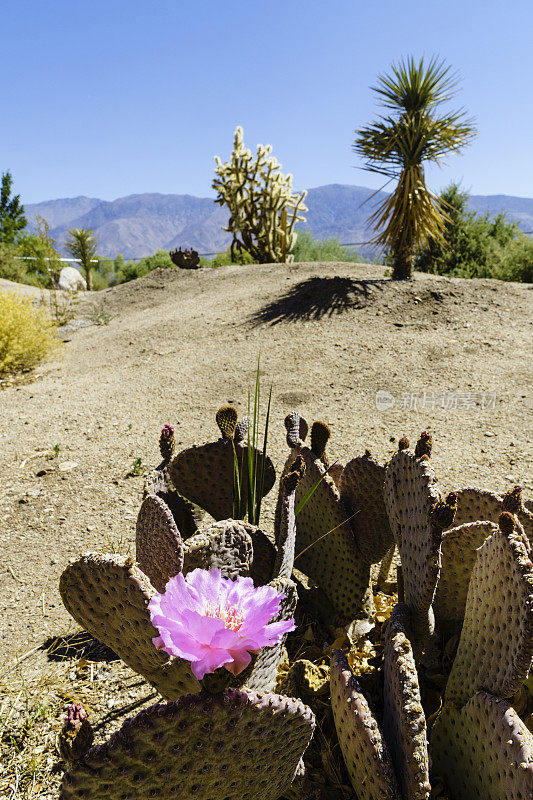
<box><xmin>0</xmin><ymin>261</ymin><xmax>532</xmax><ymax>670</ymax></box>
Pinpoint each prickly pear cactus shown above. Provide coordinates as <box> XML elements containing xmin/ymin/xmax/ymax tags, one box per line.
<box><xmin>330</xmin><ymin>650</ymin><xmax>401</xmax><ymax>800</ymax></box>
<box><xmin>60</xmin><ymin>689</ymin><xmax>316</xmax><ymax>800</ymax></box>
<box><xmin>339</xmin><ymin>450</ymin><xmax>394</xmax><ymax>564</ymax></box>
<box><xmin>168</xmin><ymin>408</ymin><xmax>276</xmax><ymax>520</ymax></box>
<box><xmin>431</xmin><ymin>691</ymin><xmax>533</xmax><ymax>800</ymax></box>
<box><xmin>433</xmin><ymin>520</ymin><xmax>498</xmax><ymax>636</ymax></box>
<box><xmin>444</xmin><ymin>513</ymin><xmax>533</xmax><ymax>705</ymax></box>
<box><xmin>284</xmin><ymin>411</ymin><xmax>308</xmax><ymax>449</ymax></box>
<box><xmin>246</xmin><ymin>577</ymin><xmax>298</xmax><ymax>692</ymax></box>
<box><xmin>182</xmin><ymin>520</ymin><xmax>254</xmax><ymax>580</ymax></box>
<box><xmin>384</xmin><ymin>438</ymin><xmax>455</xmax><ymax>643</ymax></box>
<box><xmin>382</xmin><ymin>604</ymin><xmax>430</xmax><ymax>800</ymax></box>
<box><xmin>144</xmin><ymin>463</ymin><xmax>203</xmax><ymax>540</ymax></box>
<box><xmin>59</xmin><ymin>553</ymin><xmax>200</xmax><ymax>698</ymax></box>
<box><xmin>136</xmin><ymin>494</ymin><xmax>184</xmax><ymax>593</ymax></box>
<box><xmin>291</xmin><ymin>444</ymin><xmax>373</xmax><ymax>618</ymax></box>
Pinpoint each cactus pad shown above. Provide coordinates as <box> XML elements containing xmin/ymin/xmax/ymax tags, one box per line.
<box><xmin>274</xmin><ymin>457</ymin><xmax>305</xmax><ymax>579</ymax></box>
<box><xmin>246</xmin><ymin>577</ymin><xmax>298</xmax><ymax>692</ymax></box>
<box><xmin>445</xmin><ymin>515</ymin><xmax>533</xmax><ymax>705</ymax></box>
<box><xmin>215</xmin><ymin>405</ymin><xmax>238</xmax><ymax>439</ymax></box>
<box><xmin>339</xmin><ymin>452</ymin><xmax>394</xmax><ymax>564</ymax></box>
<box><xmin>59</xmin><ymin>553</ymin><xmax>200</xmax><ymax>698</ymax></box>
<box><xmin>169</xmin><ymin>438</ymin><xmax>276</xmax><ymax>521</ymax></box>
<box><xmin>136</xmin><ymin>494</ymin><xmax>184</xmax><ymax>593</ymax></box>
<box><xmin>382</xmin><ymin>604</ymin><xmax>431</xmax><ymax>800</ymax></box>
<box><xmin>284</xmin><ymin>411</ymin><xmax>309</xmax><ymax>448</ymax></box>
<box><xmin>433</xmin><ymin>520</ymin><xmax>498</xmax><ymax>635</ymax></box>
<box><xmin>182</xmin><ymin>520</ymin><xmax>254</xmax><ymax>580</ymax></box>
<box><xmin>60</xmin><ymin>689</ymin><xmax>316</xmax><ymax>800</ymax></box>
<box><xmin>431</xmin><ymin>691</ymin><xmax>533</xmax><ymax>800</ymax></box>
<box><xmin>292</xmin><ymin>446</ymin><xmax>373</xmax><ymax>618</ymax></box>
<box><xmin>384</xmin><ymin>447</ymin><xmax>444</xmax><ymax>639</ymax></box>
<box><xmin>451</xmin><ymin>486</ymin><xmax>503</xmax><ymax>527</ymax></box>
<box><xmin>310</xmin><ymin>420</ymin><xmax>330</xmax><ymax>463</ymax></box>
<box><xmin>144</xmin><ymin>465</ymin><xmax>203</xmax><ymax>539</ymax></box>
<box><xmin>503</xmin><ymin>485</ymin><xmax>533</xmax><ymax>548</ymax></box>
<box><xmin>330</xmin><ymin>650</ymin><xmax>401</xmax><ymax>800</ymax></box>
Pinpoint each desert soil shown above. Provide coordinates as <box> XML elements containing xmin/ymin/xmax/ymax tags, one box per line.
<box><xmin>0</xmin><ymin>261</ymin><xmax>532</xmax><ymax>672</ymax></box>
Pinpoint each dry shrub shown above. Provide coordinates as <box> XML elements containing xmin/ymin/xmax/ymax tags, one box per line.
<box><xmin>0</xmin><ymin>290</ymin><xmax>61</xmax><ymax>376</ymax></box>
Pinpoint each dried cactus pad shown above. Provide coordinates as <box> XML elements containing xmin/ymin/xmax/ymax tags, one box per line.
<box><xmin>503</xmin><ymin>486</ymin><xmax>533</xmax><ymax>549</ymax></box>
<box><xmin>136</xmin><ymin>494</ymin><xmax>184</xmax><ymax>593</ymax></box>
<box><xmin>182</xmin><ymin>520</ymin><xmax>253</xmax><ymax>580</ymax></box>
<box><xmin>383</xmin><ymin>604</ymin><xmax>431</xmax><ymax>800</ymax></box>
<box><xmin>450</xmin><ymin>486</ymin><xmax>503</xmax><ymax>527</ymax></box>
<box><xmin>246</xmin><ymin>578</ymin><xmax>298</xmax><ymax>692</ymax></box>
<box><xmin>431</xmin><ymin>691</ymin><xmax>533</xmax><ymax>800</ymax></box>
<box><xmin>330</xmin><ymin>650</ymin><xmax>401</xmax><ymax>800</ymax></box>
<box><xmin>274</xmin><ymin>459</ymin><xmax>305</xmax><ymax>579</ymax></box>
<box><xmin>60</xmin><ymin>689</ymin><xmax>316</xmax><ymax>800</ymax></box>
<box><xmin>339</xmin><ymin>452</ymin><xmax>394</xmax><ymax>564</ymax></box>
<box><xmin>169</xmin><ymin>439</ymin><xmax>276</xmax><ymax>520</ymax></box>
<box><xmin>384</xmin><ymin>449</ymin><xmax>443</xmax><ymax>629</ymax></box>
<box><xmin>433</xmin><ymin>520</ymin><xmax>498</xmax><ymax>635</ymax></box>
<box><xmin>445</xmin><ymin>516</ymin><xmax>533</xmax><ymax>705</ymax></box>
<box><xmin>293</xmin><ymin>447</ymin><xmax>373</xmax><ymax>618</ymax></box>
<box><xmin>59</xmin><ymin>554</ymin><xmax>199</xmax><ymax>698</ymax></box>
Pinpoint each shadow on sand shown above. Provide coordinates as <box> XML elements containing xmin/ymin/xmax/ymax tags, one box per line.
<box><xmin>249</xmin><ymin>276</ymin><xmax>389</xmax><ymax>325</ymax></box>
<box><xmin>43</xmin><ymin>631</ymin><xmax>118</xmax><ymax>662</ymax></box>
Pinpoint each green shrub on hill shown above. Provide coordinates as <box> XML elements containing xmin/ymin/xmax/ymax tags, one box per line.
<box><xmin>0</xmin><ymin>243</ymin><xmax>40</xmax><ymax>285</ymax></box>
<box><xmin>415</xmin><ymin>183</ymin><xmax>533</xmax><ymax>282</ymax></box>
<box><xmin>290</xmin><ymin>230</ymin><xmax>361</xmax><ymax>262</ymax></box>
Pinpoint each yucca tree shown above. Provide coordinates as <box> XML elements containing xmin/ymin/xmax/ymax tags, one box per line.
<box><xmin>65</xmin><ymin>228</ymin><xmax>98</xmax><ymax>290</ymax></box>
<box><xmin>353</xmin><ymin>56</ymin><xmax>476</xmax><ymax>279</ymax></box>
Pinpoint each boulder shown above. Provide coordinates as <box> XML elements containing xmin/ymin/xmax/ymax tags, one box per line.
<box><xmin>58</xmin><ymin>266</ymin><xmax>87</xmax><ymax>291</ymax></box>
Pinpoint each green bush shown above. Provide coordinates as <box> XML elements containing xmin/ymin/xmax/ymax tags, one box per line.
<box><xmin>206</xmin><ymin>247</ymin><xmax>257</xmax><ymax>267</ymax></box>
<box><xmin>0</xmin><ymin>290</ymin><xmax>61</xmax><ymax>375</ymax></box>
<box><xmin>114</xmin><ymin>250</ymin><xmax>176</xmax><ymax>284</ymax></box>
<box><xmin>0</xmin><ymin>243</ymin><xmax>39</xmax><ymax>284</ymax></box>
<box><xmin>290</xmin><ymin>230</ymin><xmax>361</xmax><ymax>262</ymax></box>
<box><xmin>415</xmin><ymin>183</ymin><xmax>533</xmax><ymax>282</ymax></box>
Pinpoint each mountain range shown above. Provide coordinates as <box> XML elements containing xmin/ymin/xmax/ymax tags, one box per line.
<box><xmin>24</xmin><ymin>185</ymin><xmax>533</xmax><ymax>260</ymax></box>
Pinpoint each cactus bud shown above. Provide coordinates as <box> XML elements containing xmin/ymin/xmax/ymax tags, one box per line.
<box><xmin>58</xmin><ymin>702</ymin><xmax>94</xmax><ymax>763</ymax></box>
<box><xmin>283</xmin><ymin>455</ymin><xmax>306</xmax><ymax>493</ymax></box>
<box><xmin>216</xmin><ymin>406</ymin><xmax>238</xmax><ymax>440</ymax></box>
<box><xmin>398</xmin><ymin>436</ymin><xmax>410</xmax><ymax>451</ymax></box>
<box><xmin>310</xmin><ymin>421</ymin><xmax>330</xmax><ymax>465</ymax></box>
<box><xmin>415</xmin><ymin>431</ymin><xmax>432</xmax><ymax>458</ymax></box>
<box><xmin>431</xmin><ymin>493</ymin><xmax>457</xmax><ymax>530</ymax></box>
<box><xmin>502</xmin><ymin>485</ymin><xmax>523</xmax><ymax>514</ymax></box>
<box><xmin>498</xmin><ymin>511</ymin><xmax>516</xmax><ymax>535</ymax></box>
<box><xmin>159</xmin><ymin>424</ymin><xmax>175</xmax><ymax>461</ymax></box>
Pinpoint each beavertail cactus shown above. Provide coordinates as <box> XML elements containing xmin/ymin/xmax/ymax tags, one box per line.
<box><xmin>168</xmin><ymin>407</ymin><xmax>276</xmax><ymax>520</ymax></box>
<box><xmin>310</xmin><ymin>420</ymin><xmax>330</xmax><ymax>466</ymax></box>
<box><xmin>431</xmin><ymin>692</ymin><xmax>533</xmax><ymax>800</ymax></box>
<box><xmin>384</xmin><ymin>435</ymin><xmax>456</xmax><ymax>645</ymax></box>
<box><xmin>450</xmin><ymin>486</ymin><xmax>503</xmax><ymax>527</ymax></box>
<box><xmin>339</xmin><ymin>450</ymin><xmax>394</xmax><ymax>565</ymax></box>
<box><xmin>159</xmin><ymin>424</ymin><xmax>175</xmax><ymax>462</ymax></box>
<box><xmin>136</xmin><ymin>493</ymin><xmax>184</xmax><ymax>592</ymax></box>
<box><xmin>330</xmin><ymin>650</ymin><xmax>401</xmax><ymax>800</ymax></box>
<box><xmin>61</xmin><ymin>690</ymin><xmax>315</xmax><ymax>800</ymax></box>
<box><xmin>59</xmin><ymin>553</ymin><xmax>200</xmax><ymax>698</ymax></box>
<box><xmin>284</xmin><ymin>419</ymin><xmax>373</xmax><ymax>618</ymax></box>
<box><xmin>433</xmin><ymin>519</ymin><xmax>498</xmax><ymax>635</ymax></box>
<box><xmin>383</xmin><ymin>604</ymin><xmax>430</xmax><ymax>800</ymax></box>
<box><xmin>274</xmin><ymin>455</ymin><xmax>305</xmax><ymax>579</ymax></box>
<box><xmin>144</xmin><ymin>462</ymin><xmax>203</xmax><ymax>540</ymax></box>
<box><xmin>58</xmin><ymin>703</ymin><xmax>94</xmax><ymax>764</ymax></box>
<box><xmin>444</xmin><ymin>513</ymin><xmax>533</xmax><ymax>705</ymax></box>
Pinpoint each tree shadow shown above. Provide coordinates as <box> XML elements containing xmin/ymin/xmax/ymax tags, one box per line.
<box><xmin>249</xmin><ymin>276</ymin><xmax>389</xmax><ymax>325</ymax></box>
<box><xmin>42</xmin><ymin>631</ymin><xmax>118</xmax><ymax>662</ymax></box>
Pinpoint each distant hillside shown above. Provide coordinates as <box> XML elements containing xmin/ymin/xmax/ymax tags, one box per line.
<box><xmin>24</xmin><ymin>185</ymin><xmax>533</xmax><ymax>260</ymax></box>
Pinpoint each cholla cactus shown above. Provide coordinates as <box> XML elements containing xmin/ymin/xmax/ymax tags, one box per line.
<box><xmin>213</xmin><ymin>126</ymin><xmax>308</xmax><ymax>263</ymax></box>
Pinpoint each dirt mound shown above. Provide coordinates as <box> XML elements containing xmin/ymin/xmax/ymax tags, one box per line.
<box><xmin>0</xmin><ymin>261</ymin><xmax>532</xmax><ymax>668</ymax></box>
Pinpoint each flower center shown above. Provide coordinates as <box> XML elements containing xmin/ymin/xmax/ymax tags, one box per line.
<box><xmin>204</xmin><ymin>602</ymin><xmax>245</xmax><ymax>631</ymax></box>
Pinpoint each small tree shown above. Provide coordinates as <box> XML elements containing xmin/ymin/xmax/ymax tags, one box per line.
<box><xmin>65</xmin><ymin>228</ymin><xmax>98</xmax><ymax>290</ymax></box>
<box><xmin>0</xmin><ymin>171</ymin><xmax>27</xmax><ymax>244</ymax></box>
<box><xmin>353</xmin><ymin>56</ymin><xmax>476</xmax><ymax>279</ymax></box>
<box><xmin>213</xmin><ymin>126</ymin><xmax>308</xmax><ymax>264</ymax></box>
<box><xmin>18</xmin><ymin>216</ymin><xmax>62</xmax><ymax>286</ymax></box>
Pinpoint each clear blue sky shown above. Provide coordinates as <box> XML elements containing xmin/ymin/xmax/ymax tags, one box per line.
<box><xmin>2</xmin><ymin>0</ymin><xmax>532</xmax><ymax>204</ymax></box>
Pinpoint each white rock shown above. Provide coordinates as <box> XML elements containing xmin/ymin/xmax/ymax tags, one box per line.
<box><xmin>58</xmin><ymin>266</ymin><xmax>87</xmax><ymax>291</ymax></box>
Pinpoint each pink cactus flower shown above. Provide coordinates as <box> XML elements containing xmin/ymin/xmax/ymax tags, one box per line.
<box><xmin>148</xmin><ymin>569</ymin><xmax>295</xmax><ymax>680</ymax></box>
